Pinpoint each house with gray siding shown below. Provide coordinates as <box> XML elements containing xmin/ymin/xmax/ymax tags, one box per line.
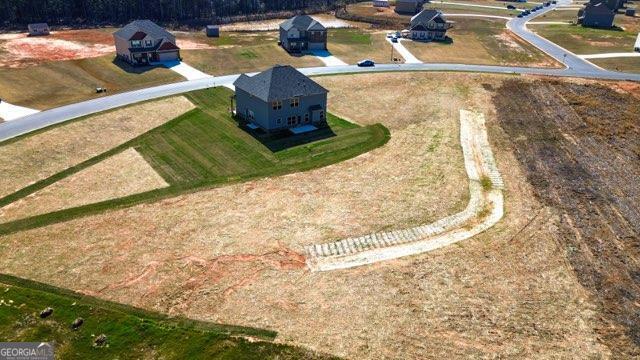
<box><xmin>113</xmin><ymin>20</ymin><xmax>180</xmax><ymax>65</ymax></box>
<box><xmin>279</xmin><ymin>15</ymin><xmax>327</xmax><ymax>53</ymax></box>
<box><xmin>578</xmin><ymin>0</ymin><xmax>616</xmax><ymax>27</ymax></box>
<box><xmin>233</xmin><ymin>65</ymin><xmax>329</xmax><ymax>132</ymax></box>
<box><xmin>409</xmin><ymin>9</ymin><xmax>452</xmax><ymax>41</ymax></box>
<box><xmin>395</xmin><ymin>0</ymin><xmax>424</xmax><ymax>14</ymax></box>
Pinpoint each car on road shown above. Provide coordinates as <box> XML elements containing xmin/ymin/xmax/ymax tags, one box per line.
<box><xmin>522</xmin><ymin>10</ymin><xmax>531</xmax><ymax>15</ymax></box>
<box><xmin>551</xmin><ymin>0</ymin><xmax>557</xmax><ymax>3</ymax></box>
<box><xmin>530</xmin><ymin>7</ymin><xmax>537</xmax><ymax>11</ymax></box>
<box><xmin>391</xmin><ymin>36</ymin><xmax>398</xmax><ymax>43</ymax></box>
<box><xmin>517</xmin><ymin>13</ymin><xmax>524</xmax><ymax>17</ymax></box>
<box><xmin>357</xmin><ymin>59</ymin><xmax>375</xmax><ymax>67</ymax></box>
<box><xmin>544</xmin><ymin>2</ymin><xmax>550</xmax><ymax>6</ymax></box>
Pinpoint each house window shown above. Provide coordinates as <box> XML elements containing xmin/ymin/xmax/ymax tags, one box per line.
<box><xmin>304</xmin><ymin>113</ymin><xmax>309</xmax><ymax>123</ymax></box>
<box><xmin>290</xmin><ymin>97</ymin><xmax>299</xmax><ymax>107</ymax></box>
<box><xmin>272</xmin><ymin>100</ymin><xmax>282</xmax><ymax>110</ymax></box>
<box><xmin>319</xmin><ymin>111</ymin><xmax>325</xmax><ymax>120</ymax></box>
<box><xmin>131</xmin><ymin>40</ymin><xmax>142</xmax><ymax>47</ymax></box>
<box><xmin>145</xmin><ymin>40</ymin><xmax>153</xmax><ymax>47</ymax></box>
<box><xmin>277</xmin><ymin>118</ymin><xmax>282</xmax><ymax>124</ymax></box>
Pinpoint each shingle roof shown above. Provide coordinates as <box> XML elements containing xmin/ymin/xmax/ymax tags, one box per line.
<box><xmin>233</xmin><ymin>65</ymin><xmax>328</xmax><ymax>102</ymax></box>
<box><xmin>411</xmin><ymin>9</ymin><xmax>446</xmax><ymax>25</ymax></box>
<box><xmin>114</xmin><ymin>20</ymin><xmax>173</xmax><ymax>41</ymax></box>
<box><xmin>280</xmin><ymin>15</ymin><xmax>326</xmax><ymax>32</ymax></box>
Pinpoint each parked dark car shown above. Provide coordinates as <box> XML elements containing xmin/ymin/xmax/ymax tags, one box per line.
<box><xmin>507</xmin><ymin>5</ymin><xmax>516</xmax><ymax>9</ymax></box>
<box><xmin>357</xmin><ymin>59</ymin><xmax>375</xmax><ymax>67</ymax></box>
<box><xmin>551</xmin><ymin>0</ymin><xmax>557</xmax><ymax>3</ymax></box>
<box><xmin>517</xmin><ymin>13</ymin><xmax>524</xmax><ymax>17</ymax></box>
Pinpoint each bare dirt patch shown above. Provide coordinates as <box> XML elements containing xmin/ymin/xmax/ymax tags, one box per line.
<box><xmin>0</xmin><ymin>148</ymin><xmax>168</xmax><ymax>222</ymax></box>
<box><xmin>0</xmin><ymin>96</ymin><xmax>194</xmax><ymax>199</ymax></box>
<box><xmin>0</xmin><ymin>73</ymin><xmax>610</xmax><ymax>359</ymax></box>
<box><xmin>493</xmin><ymin>78</ymin><xmax>640</xmax><ymax>357</ymax></box>
<box><xmin>0</xmin><ymin>31</ymin><xmax>116</xmax><ymax>68</ymax></box>
<box><xmin>219</xmin><ymin>14</ymin><xmax>355</xmax><ymax>32</ymax></box>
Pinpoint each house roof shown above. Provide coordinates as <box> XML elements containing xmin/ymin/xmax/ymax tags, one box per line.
<box><xmin>158</xmin><ymin>40</ymin><xmax>180</xmax><ymax>51</ymax></box>
<box><xmin>233</xmin><ymin>65</ymin><xmax>328</xmax><ymax>102</ymax></box>
<box><xmin>280</xmin><ymin>15</ymin><xmax>326</xmax><ymax>32</ymax></box>
<box><xmin>584</xmin><ymin>0</ymin><xmax>615</xmax><ymax>13</ymax></box>
<box><xmin>411</xmin><ymin>9</ymin><xmax>446</xmax><ymax>25</ymax></box>
<box><xmin>114</xmin><ymin>20</ymin><xmax>173</xmax><ymax>41</ymax></box>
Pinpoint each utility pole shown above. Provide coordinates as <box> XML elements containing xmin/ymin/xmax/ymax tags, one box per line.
<box><xmin>390</xmin><ymin>41</ymin><xmax>395</xmax><ymax>62</ymax></box>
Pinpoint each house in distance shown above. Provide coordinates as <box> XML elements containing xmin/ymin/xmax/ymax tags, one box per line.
<box><xmin>27</xmin><ymin>23</ymin><xmax>50</xmax><ymax>36</ymax></box>
<box><xmin>395</xmin><ymin>0</ymin><xmax>425</xmax><ymax>14</ymax></box>
<box><xmin>409</xmin><ymin>9</ymin><xmax>453</xmax><ymax>41</ymax></box>
<box><xmin>113</xmin><ymin>20</ymin><xmax>180</xmax><ymax>65</ymax></box>
<box><xmin>279</xmin><ymin>15</ymin><xmax>327</xmax><ymax>53</ymax></box>
<box><xmin>233</xmin><ymin>65</ymin><xmax>329</xmax><ymax>133</ymax></box>
<box><xmin>578</xmin><ymin>0</ymin><xmax>616</xmax><ymax>27</ymax></box>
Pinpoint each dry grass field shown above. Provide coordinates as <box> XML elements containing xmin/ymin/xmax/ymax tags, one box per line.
<box><xmin>0</xmin><ymin>72</ymin><xmax>626</xmax><ymax>359</ymax></box>
<box><xmin>0</xmin><ymin>96</ymin><xmax>194</xmax><ymax>199</ymax></box>
<box><xmin>403</xmin><ymin>19</ymin><xmax>560</xmax><ymax>67</ymax></box>
<box><xmin>0</xmin><ymin>148</ymin><xmax>168</xmax><ymax>222</ymax></box>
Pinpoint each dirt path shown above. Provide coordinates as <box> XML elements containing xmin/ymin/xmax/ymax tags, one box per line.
<box><xmin>306</xmin><ymin>109</ymin><xmax>504</xmax><ymax>271</ymax></box>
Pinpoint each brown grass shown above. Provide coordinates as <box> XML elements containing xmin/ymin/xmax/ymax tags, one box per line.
<box><xmin>0</xmin><ymin>96</ymin><xmax>194</xmax><ymax>199</ymax></box>
<box><xmin>0</xmin><ymin>73</ymin><xmax>610</xmax><ymax>359</ymax></box>
<box><xmin>0</xmin><ymin>148</ymin><xmax>168</xmax><ymax>222</ymax></box>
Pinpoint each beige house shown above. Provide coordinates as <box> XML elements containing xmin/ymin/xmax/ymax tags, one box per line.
<box><xmin>113</xmin><ymin>20</ymin><xmax>180</xmax><ymax>66</ymax></box>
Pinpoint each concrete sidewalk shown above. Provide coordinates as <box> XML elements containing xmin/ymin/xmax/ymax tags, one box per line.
<box><xmin>578</xmin><ymin>52</ymin><xmax>640</xmax><ymax>59</ymax></box>
<box><xmin>0</xmin><ymin>101</ymin><xmax>40</xmax><ymax>122</ymax></box>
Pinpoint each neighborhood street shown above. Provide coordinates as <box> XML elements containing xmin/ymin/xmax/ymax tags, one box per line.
<box><xmin>1</xmin><ymin>0</ymin><xmax>638</xmax><ymax>142</ymax></box>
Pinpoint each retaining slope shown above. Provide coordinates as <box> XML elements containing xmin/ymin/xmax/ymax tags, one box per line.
<box><xmin>305</xmin><ymin>109</ymin><xmax>505</xmax><ymax>271</ymax></box>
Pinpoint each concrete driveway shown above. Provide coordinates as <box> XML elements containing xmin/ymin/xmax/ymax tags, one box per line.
<box><xmin>0</xmin><ymin>101</ymin><xmax>40</xmax><ymax>122</ymax></box>
<box><xmin>308</xmin><ymin>50</ymin><xmax>348</xmax><ymax>66</ymax></box>
<box><xmin>160</xmin><ymin>61</ymin><xmax>212</xmax><ymax>80</ymax></box>
<box><xmin>386</xmin><ymin>38</ymin><xmax>422</xmax><ymax>64</ymax></box>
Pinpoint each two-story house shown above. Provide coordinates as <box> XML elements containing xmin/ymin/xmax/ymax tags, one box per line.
<box><xmin>233</xmin><ymin>65</ymin><xmax>329</xmax><ymax>133</ymax></box>
<box><xmin>409</xmin><ymin>9</ymin><xmax>453</xmax><ymax>41</ymax></box>
<box><xmin>279</xmin><ymin>15</ymin><xmax>327</xmax><ymax>53</ymax></box>
<box><xmin>113</xmin><ymin>20</ymin><xmax>180</xmax><ymax>66</ymax></box>
<box><xmin>578</xmin><ymin>0</ymin><xmax>616</xmax><ymax>28</ymax></box>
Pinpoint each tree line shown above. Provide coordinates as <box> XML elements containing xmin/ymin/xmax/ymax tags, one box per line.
<box><xmin>0</xmin><ymin>0</ymin><xmax>353</xmax><ymax>28</ymax></box>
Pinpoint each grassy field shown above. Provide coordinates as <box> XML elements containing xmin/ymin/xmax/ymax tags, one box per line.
<box><xmin>346</xmin><ymin>1</ymin><xmax>520</xmax><ymax>20</ymax></box>
<box><xmin>402</xmin><ymin>18</ymin><xmax>559</xmax><ymax>66</ymax></box>
<box><xmin>533</xmin><ymin>23</ymin><xmax>639</xmax><ymax>54</ymax></box>
<box><xmin>0</xmin><ymin>55</ymin><xmax>182</xmax><ymax>109</ymax></box>
<box><xmin>590</xmin><ymin>57</ymin><xmax>640</xmax><ymax>73</ymax></box>
<box><xmin>180</xmin><ymin>32</ymin><xmax>323</xmax><ymax>75</ymax></box>
<box><xmin>0</xmin><ymin>274</ymin><xmax>334</xmax><ymax>359</ymax></box>
<box><xmin>328</xmin><ymin>28</ymin><xmax>394</xmax><ymax>64</ymax></box>
<box><xmin>531</xmin><ymin>8</ymin><xmax>578</xmax><ymax>22</ymax></box>
<box><xmin>0</xmin><ymin>87</ymin><xmax>389</xmax><ymax>233</ymax></box>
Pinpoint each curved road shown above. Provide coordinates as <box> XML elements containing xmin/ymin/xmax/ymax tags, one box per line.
<box><xmin>1</xmin><ymin>1</ymin><xmax>639</xmax><ymax>142</ymax></box>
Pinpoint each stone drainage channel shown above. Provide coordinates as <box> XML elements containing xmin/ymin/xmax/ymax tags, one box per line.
<box><xmin>305</xmin><ymin>109</ymin><xmax>505</xmax><ymax>271</ymax></box>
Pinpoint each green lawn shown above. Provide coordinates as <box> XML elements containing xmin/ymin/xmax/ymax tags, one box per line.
<box><xmin>0</xmin><ymin>87</ymin><xmax>390</xmax><ymax>234</ymax></box>
<box><xmin>533</xmin><ymin>23</ymin><xmax>638</xmax><ymax>54</ymax></box>
<box><xmin>328</xmin><ymin>28</ymin><xmax>394</xmax><ymax>64</ymax></box>
<box><xmin>179</xmin><ymin>32</ymin><xmax>323</xmax><ymax>75</ymax></box>
<box><xmin>0</xmin><ymin>55</ymin><xmax>182</xmax><ymax>110</ymax></box>
<box><xmin>0</xmin><ymin>274</ymin><xmax>335</xmax><ymax>359</ymax></box>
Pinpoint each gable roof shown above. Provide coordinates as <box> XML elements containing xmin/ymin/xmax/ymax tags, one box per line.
<box><xmin>411</xmin><ymin>9</ymin><xmax>446</xmax><ymax>25</ymax></box>
<box><xmin>233</xmin><ymin>65</ymin><xmax>328</xmax><ymax>102</ymax></box>
<box><xmin>584</xmin><ymin>0</ymin><xmax>615</xmax><ymax>13</ymax></box>
<box><xmin>114</xmin><ymin>20</ymin><xmax>173</xmax><ymax>41</ymax></box>
<box><xmin>280</xmin><ymin>15</ymin><xmax>326</xmax><ymax>32</ymax></box>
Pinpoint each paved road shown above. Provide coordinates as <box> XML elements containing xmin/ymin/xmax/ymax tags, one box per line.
<box><xmin>1</xmin><ymin>0</ymin><xmax>639</xmax><ymax>142</ymax></box>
